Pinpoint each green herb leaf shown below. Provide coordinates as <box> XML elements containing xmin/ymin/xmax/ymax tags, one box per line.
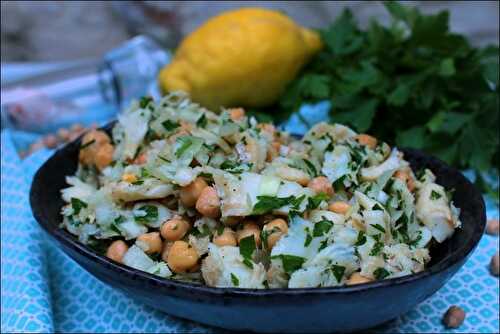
<box><xmin>239</xmin><ymin>235</ymin><xmax>256</xmax><ymax>268</ymax></box>
<box><xmin>271</xmin><ymin>254</ymin><xmax>306</xmax><ymax>274</ymax></box>
<box><xmin>175</xmin><ymin>136</ymin><xmax>194</xmax><ymax>158</ymax></box>
<box><xmin>372</xmin><ymin>224</ymin><xmax>386</xmax><ymax>234</ymax></box>
<box><xmin>230</xmin><ymin>273</ymin><xmax>239</xmax><ymax>287</ymax></box>
<box><xmin>313</xmin><ymin>220</ymin><xmax>333</xmax><ymax>237</ymax></box>
<box><xmin>354</xmin><ymin>231</ymin><xmax>366</xmax><ymax>246</ymax></box>
<box><xmin>306</xmin><ymin>193</ymin><xmax>330</xmax><ymax>210</ymax></box>
<box><xmin>304</xmin><ymin>227</ymin><xmax>313</xmax><ymax>247</ymax></box>
<box><xmin>139</xmin><ymin>96</ymin><xmax>153</xmax><ymax>109</ymax></box>
<box><xmin>196</xmin><ymin>114</ymin><xmax>207</xmax><ymax>128</ymax></box>
<box><xmin>162</xmin><ymin>120</ymin><xmax>179</xmax><ymax>131</ymax></box>
<box><xmin>134</xmin><ymin>205</ymin><xmax>158</xmax><ymax>224</ymax></box>
<box><xmin>330</xmin><ymin>264</ymin><xmax>346</xmax><ymax>283</ymax></box>
<box><xmin>430</xmin><ymin>190</ymin><xmax>442</xmax><ymax>200</ymax></box>
<box><xmin>71</xmin><ymin>198</ymin><xmax>87</xmax><ymax>215</ymax></box>
<box><xmin>373</xmin><ymin>267</ymin><xmax>390</xmax><ymax>280</ymax></box>
<box><xmin>252</xmin><ymin>195</ymin><xmax>303</xmax><ymax>215</ymax></box>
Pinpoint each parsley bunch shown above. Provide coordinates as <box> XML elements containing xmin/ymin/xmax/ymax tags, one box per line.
<box><xmin>279</xmin><ymin>2</ymin><xmax>499</xmax><ymax>198</ymax></box>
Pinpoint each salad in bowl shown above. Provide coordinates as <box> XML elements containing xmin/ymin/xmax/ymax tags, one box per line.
<box><xmin>60</xmin><ymin>92</ymin><xmax>461</xmax><ymax>289</ymax></box>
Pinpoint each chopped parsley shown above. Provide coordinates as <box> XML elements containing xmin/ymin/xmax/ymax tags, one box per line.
<box><xmin>134</xmin><ymin>205</ymin><xmax>158</xmax><ymax>224</ymax></box>
<box><xmin>252</xmin><ymin>195</ymin><xmax>305</xmax><ymax>215</ymax></box>
<box><xmin>220</xmin><ymin>160</ymin><xmax>245</xmax><ymax>174</ymax></box>
<box><xmin>231</xmin><ymin>273</ymin><xmax>239</xmax><ymax>286</ymax></box>
<box><xmin>175</xmin><ymin>136</ymin><xmax>194</xmax><ymax>158</ymax></box>
<box><xmin>162</xmin><ymin>120</ymin><xmax>179</xmax><ymax>131</ymax></box>
<box><xmin>332</xmin><ymin>175</ymin><xmax>346</xmax><ymax>191</ymax></box>
<box><xmin>239</xmin><ymin>235</ymin><xmax>256</xmax><ymax>269</ymax></box>
<box><xmin>369</xmin><ymin>234</ymin><xmax>384</xmax><ymax>256</ymax></box>
<box><xmin>330</xmin><ymin>265</ymin><xmax>346</xmax><ymax>283</ymax></box>
<box><xmin>430</xmin><ymin>190</ymin><xmax>442</xmax><ymax>200</ymax></box>
<box><xmin>303</xmin><ymin>159</ymin><xmax>318</xmax><ymax>177</ymax></box>
<box><xmin>196</xmin><ymin>113</ymin><xmax>207</xmax><ymax>128</ymax></box>
<box><xmin>373</xmin><ymin>267</ymin><xmax>390</xmax><ymax>280</ymax></box>
<box><xmin>131</xmin><ymin>180</ymin><xmax>144</xmax><ymax>185</ymax></box>
<box><xmin>306</xmin><ymin>193</ymin><xmax>330</xmax><ymax>210</ymax></box>
<box><xmin>318</xmin><ymin>239</ymin><xmax>329</xmax><ymax>252</ymax></box>
<box><xmin>304</xmin><ymin>227</ymin><xmax>313</xmax><ymax>247</ymax></box>
<box><xmin>313</xmin><ymin>220</ymin><xmax>333</xmax><ymax>237</ymax></box>
<box><xmin>354</xmin><ymin>231</ymin><xmax>366</xmax><ymax>246</ymax></box>
<box><xmin>139</xmin><ymin>96</ymin><xmax>153</xmax><ymax>108</ymax></box>
<box><xmin>71</xmin><ymin>198</ymin><xmax>87</xmax><ymax>215</ymax></box>
<box><xmin>271</xmin><ymin>254</ymin><xmax>306</xmax><ymax>274</ymax></box>
<box><xmin>372</xmin><ymin>224</ymin><xmax>386</xmax><ymax>234</ymax></box>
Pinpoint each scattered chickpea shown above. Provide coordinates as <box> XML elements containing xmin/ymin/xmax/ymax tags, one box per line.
<box><xmin>71</xmin><ymin>123</ymin><xmax>84</xmax><ymax>133</ymax></box>
<box><xmin>42</xmin><ymin>134</ymin><xmax>58</xmax><ymax>148</ymax></box>
<box><xmin>346</xmin><ymin>272</ymin><xmax>373</xmax><ymax>285</ymax></box>
<box><xmin>229</xmin><ymin>108</ymin><xmax>245</xmax><ymax>121</ymax></box>
<box><xmin>195</xmin><ymin>186</ymin><xmax>220</xmax><ymax>218</ymax></box>
<box><xmin>160</xmin><ymin>218</ymin><xmax>190</xmax><ymax>241</ymax></box>
<box><xmin>237</xmin><ymin>222</ymin><xmax>261</xmax><ymax>247</ymax></box>
<box><xmin>180</xmin><ymin>177</ymin><xmax>208</xmax><ymax>207</ymax></box>
<box><xmin>167</xmin><ymin>240</ymin><xmax>199</xmax><ymax>273</ymax></box>
<box><xmin>136</xmin><ymin>232</ymin><xmax>163</xmax><ymax>254</ymax></box>
<box><xmin>328</xmin><ymin>201</ymin><xmax>351</xmax><ymax>215</ymax></box>
<box><xmin>486</xmin><ymin>219</ymin><xmax>499</xmax><ymax>236</ymax></box>
<box><xmin>308</xmin><ymin>176</ymin><xmax>334</xmax><ymax>197</ymax></box>
<box><xmin>213</xmin><ymin>227</ymin><xmax>237</xmax><ymax>247</ymax></box>
<box><xmin>257</xmin><ymin>123</ymin><xmax>276</xmax><ymax>136</ymax></box>
<box><xmin>57</xmin><ymin>128</ymin><xmax>71</xmax><ymax>141</ymax></box>
<box><xmin>122</xmin><ymin>173</ymin><xmax>137</xmax><ymax>183</ymax></box>
<box><xmin>442</xmin><ymin>306</ymin><xmax>466</xmax><ymax>329</ymax></box>
<box><xmin>490</xmin><ymin>252</ymin><xmax>499</xmax><ymax>276</ymax></box>
<box><xmin>263</xmin><ymin>218</ymin><xmax>288</xmax><ymax>249</ymax></box>
<box><xmin>355</xmin><ymin>134</ymin><xmax>377</xmax><ymax>149</ymax></box>
<box><xmin>106</xmin><ymin>240</ymin><xmax>129</xmax><ymax>263</ymax></box>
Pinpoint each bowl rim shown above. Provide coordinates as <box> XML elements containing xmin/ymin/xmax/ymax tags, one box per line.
<box><xmin>29</xmin><ymin>126</ymin><xmax>486</xmax><ymax>298</ymax></box>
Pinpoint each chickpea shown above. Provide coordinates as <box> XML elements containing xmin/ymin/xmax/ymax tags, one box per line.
<box><xmin>346</xmin><ymin>272</ymin><xmax>373</xmax><ymax>285</ymax></box>
<box><xmin>328</xmin><ymin>201</ymin><xmax>351</xmax><ymax>215</ymax></box>
<box><xmin>106</xmin><ymin>240</ymin><xmax>129</xmax><ymax>263</ymax></box>
<box><xmin>167</xmin><ymin>241</ymin><xmax>199</xmax><ymax>273</ymax></box>
<box><xmin>133</xmin><ymin>152</ymin><xmax>147</xmax><ymax>165</ymax></box>
<box><xmin>195</xmin><ymin>186</ymin><xmax>220</xmax><ymax>218</ymax></box>
<box><xmin>257</xmin><ymin>123</ymin><xmax>276</xmax><ymax>136</ymax></box>
<box><xmin>136</xmin><ymin>232</ymin><xmax>163</xmax><ymax>254</ymax></box>
<box><xmin>42</xmin><ymin>134</ymin><xmax>58</xmax><ymax>148</ymax></box>
<box><xmin>263</xmin><ymin>218</ymin><xmax>288</xmax><ymax>249</ymax></box>
<box><xmin>308</xmin><ymin>176</ymin><xmax>334</xmax><ymax>196</ymax></box>
<box><xmin>122</xmin><ymin>173</ymin><xmax>137</xmax><ymax>183</ymax></box>
<box><xmin>394</xmin><ymin>170</ymin><xmax>415</xmax><ymax>192</ymax></box>
<box><xmin>266</xmin><ymin>141</ymin><xmax>281</xmax><ymax>162</ymax></box>
<box><xmin>486</xmin><ymin>219</ymin><xmax>499</xmax><ymax>236</ymax></box>
<box><xmin>442</xmin><ymin>306</ymin><xmax>466</xmax><ymax>329</ymax></box>
<box><xmin>94</xmin><ymin>143</ymin><xmax>114</xmax><ymax>171</ymax></box>
<box><xmin>160</xmin><ymin>218</ymin><xmax>190</xmax><ymax>241</ymax></box>
<box><xmin>229</xmin><ymin>108</ymin><xmax>245</xmax><ymax>121</ymax></box>
<box><xmin>490</xmin><ymin>252</ymin><xmax>499</xmax><ymax>276</ymax></box>
<box><xmin>222</xmin><ymin>216</ymin><xmax>242</xmax><ymax>227</ymax></box>
<box><xmin>236</xmin><ymin>222</ymin><xmax>261</xmax><ymax>247</ymax></box>
<box><xmin>213</xmin><ymin>228</ymin><xmax>237</xmax><ymax>247</ymax></box>
<box><xmin>355</xmin><ymin>134</ymin><xmax>377</xmax><ymax>149</ymax></box>
<box><xmin>79</xmin><ymin>130</ymin><xmax>112</xmax><ymax>168</ymax></box>
<box><xmin>180</xmin><ymin>177</ymin><xmax>208</xmax><ymax>207</ymax></box>
<box><xmin>161</xmin><ymin>241</ymin><xmax>173</xmax><ymax>263</ymax></box>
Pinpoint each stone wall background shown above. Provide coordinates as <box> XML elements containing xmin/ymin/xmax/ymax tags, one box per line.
<box><xmin>1</xmin><ymin>1</ymin><xmax>498</xmax><ymax>62</ymax></box>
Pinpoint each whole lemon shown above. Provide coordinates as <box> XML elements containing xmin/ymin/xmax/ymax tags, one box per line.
<box><xmin>158</xmin><ymin>8</ymin><xmax>322</xmax><ymax>110</ymax></box>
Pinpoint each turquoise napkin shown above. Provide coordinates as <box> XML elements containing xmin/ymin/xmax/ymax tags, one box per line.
<box><xmin>1</xmin><ymin>128</ymin><xmax>498</xmax><ymax>333</ymax></box>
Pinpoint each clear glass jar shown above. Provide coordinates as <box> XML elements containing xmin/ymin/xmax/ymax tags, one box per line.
<box><xmin>1</xmin><ymin>35</ymin><xmax>170</xmax><ymax>134</ymax></box>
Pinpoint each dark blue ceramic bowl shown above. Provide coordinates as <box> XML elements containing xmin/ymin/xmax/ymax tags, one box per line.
<box><xmin>29</xmin><ymin>126</ymin><xmax>486</xmax><ymax>333</ymax></box>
